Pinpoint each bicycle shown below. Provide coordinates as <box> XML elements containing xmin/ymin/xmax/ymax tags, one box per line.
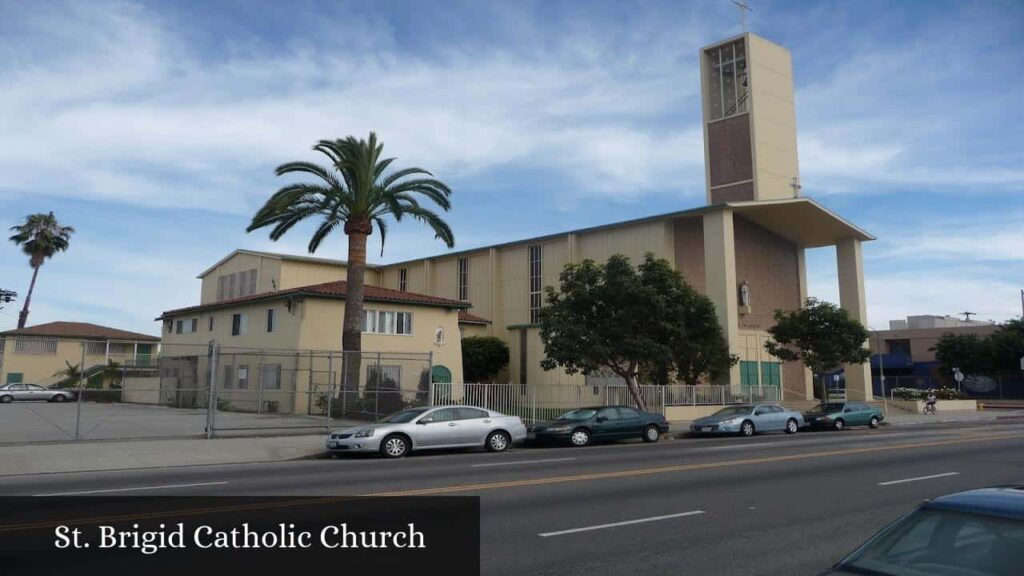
<box><xmin>923</xmin><ymin>402</ymin><xmax>937</xmax><ymax>416</ymax></box>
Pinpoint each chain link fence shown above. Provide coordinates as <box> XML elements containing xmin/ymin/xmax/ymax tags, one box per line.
<box><xmin>873</xmin><ymin>374</ymin><xmax>1024</xmax><ymax>399</ymax></box>
<box><xmin>0</xmin><ymin>338</ymin><xmax>432</xmax><ymax>444</ymax></box>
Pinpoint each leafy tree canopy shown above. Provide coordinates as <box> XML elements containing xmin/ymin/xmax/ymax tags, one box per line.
<box><xmin>765</xmin><ymin>298</ymin><xmax>870</xmax><ymax>375</ymax></box>
<box><xmin>462</xmin><ymin>336</ymin><xmax>510</xmax><ymax>383</ymax></box>
<box><xmin>539</xmin><ymin>254</ymin><xmax>734</xmax><ymax>410</ymax></box>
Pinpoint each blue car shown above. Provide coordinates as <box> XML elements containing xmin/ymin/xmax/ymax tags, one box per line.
<box><xmin>824</xmin><ymin>486</ymin><xmax>1024</xmax><ymax>575</ymax></box>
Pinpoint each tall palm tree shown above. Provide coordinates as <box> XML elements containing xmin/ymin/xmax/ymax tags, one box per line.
<box><xmin>248</xmin><ymin>132</ymin><xmax>454</xmax><ymax>390</ymax></box>
<box><xmin>9</xmin><ymin>212</ymin><xmax>74</xmax><ymax>329</ymax></box>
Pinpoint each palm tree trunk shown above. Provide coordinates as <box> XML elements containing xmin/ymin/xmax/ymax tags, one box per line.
<box><xmin>17</xmin><ymin>264</ymin><xmax>40</xmax><ymax>329</ymax></box>
<box><xmin>341</xmin><ymin>226</ymin><xmax>369</xmax><ymax>395</ymax></box>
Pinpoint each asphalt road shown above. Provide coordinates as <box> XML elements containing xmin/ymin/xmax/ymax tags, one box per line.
<box><xmin>2</xmin><ymin>419</ymin><xmax>1023</xmax><ymax>575</ymax></box>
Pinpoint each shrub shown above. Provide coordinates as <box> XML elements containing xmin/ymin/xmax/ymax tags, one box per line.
<box><xmin>891</xmin><ymin>387</ymin><xmax>965</xmax><ymax>400</ymax></box>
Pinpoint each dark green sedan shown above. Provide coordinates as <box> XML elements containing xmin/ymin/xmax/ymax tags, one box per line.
<box><xmin>803</xmin><ymin>402</ymin><xmax>884</xmax><ymax>431</ymax></box>
<box><xmin>527</xmin><ymin>405</ymin><xmax>670</xmax><ymax>447</ymax></box>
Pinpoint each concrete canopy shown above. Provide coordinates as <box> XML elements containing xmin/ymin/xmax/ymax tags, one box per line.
<box><xmin>725</xmin><ymin>198</ymin><xmax>875</xmax><ymax>248</ymax></box>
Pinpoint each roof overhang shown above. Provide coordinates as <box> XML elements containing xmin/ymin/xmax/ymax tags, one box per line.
<box><xmin>722</xmin><ymin>198</ymin><xmax>875</xmax><ymax>248</ymax></box>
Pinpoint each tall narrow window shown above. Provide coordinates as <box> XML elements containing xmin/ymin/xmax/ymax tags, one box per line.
<box><xmin>705</xmin><ymin>39</ymin><xmax>749</xmax><ymax>121</ymax></box>
<box><xmin>231</xmin><ymin>313</ymin><xmax>247</xmax><ymax>336</ymax></box>
<box><xmin>208</xmin><ymin>316</ymin><xmax>214</xmax><ymax>331</ymax></box>
<box><xmin>266</xmin><ymin>308</ymin><xmax>276</xmax><ymax>333</ymax></box>
<box><xmin>528</xmin><ymin>245</ymin><xmax>542</xmax><ymax>324</ymax></box>
<box><xmin>398</xmin><ymin>268</ymin><xmax>407</xmax><ymax>292</ymax></box>
<box><xmin>457</xmin><ymin>257</ymin><xmax>469</xmax><ymax>301</ymax></box>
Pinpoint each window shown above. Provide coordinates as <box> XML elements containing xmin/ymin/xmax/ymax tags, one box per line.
<box><xmin>14</xmin><ymin>339</ymin><xmax>57</xmax><ymax>354</ymax></box>
<box><xmin>705</xmin><ymin>39</ymin><xmax>749</xmax><ymax>121</ymax></box>
<box><xmin>85</xmin><ymin>341</ymin><xmax>106</xmax><ymax>356</ymax></box>
<box><xmin>165</xmin><ymin>320</ymin><xmax>173</xmax><ymax>334</ymax></box>
<box><xmin>528</xmin><ymin>244</ymin><xmax>542</xmax><ymax>323</ymax></box>
<box><xmin>366</xmin><ymin>364</ymin><xmax>402</xmax><ymax>390</ymax></box>
<box><xmin>175</xmin><ymin>320</ymin><xmax>183</xmax><ymax>334</ymax></box>
<box><xmin>597</xmin><ymin>407</ymin><xmax>621</xmax><ymax>420</ymax></box>
<box><xmin>222</xmin><ymin>365</ymin><xmax>234</xmax><ymax>390</ymax></box>
<box><xmin>191</xmin><ymin>318</ymin><xmax>198</xmax><ymax>333</ymax></box>
<box><xmin>617</xmin><ymin>407</ymin><xmax>641</xmax><ymax>419</ymax></box>
<box><xmin>266</xmin><ymin>308</ymin><xmax>276</xmax><ymax>333</ymax></box>
<box><xmin>217</xmin><ymin>269</ymin><xmax>258</xmax><ymax>301</ymax></box>
<box><xmin>740</xmin><ymin>361</ymin><xmax>759</xmax><ymax>387</ymax></box>
<box><xmin>457</xmin><ymin>407</ymin><xmax>489</xmax><ymax>420</ymax></box>
<box><xmin>231</xmin><ymin>313</ymin><xmax>247</xmax><ymax>336</ymax></box>
<box><xmin>260</xmin><ymin>364</ymin><xmax>282</xmax><ymax>390</ymax></box>
<box><xmin>425</xmin><ymin>407</ymin><xmax>459</xmax><ymax>423</ymax></box>
<box><xmin>887</xmin><ymin>339</ymin><xmax>911</xmax><ymax>356</ymax></box>
<box><xmin>363</xmin><ymin>310</ymin><xmax>413</xmax><ymax>335</ymax></box>
<box><xmin>236</xmin><ymin>365</ymin><xmax>249</xmax><ymax>389</ymax></box>
<box><xmin>175</xmin><ymin>318</ymin><xmax>198</xmax><ymax>334</ymax></box>
<box><xmin>208</xmin><ymin>316</ymin><xmax>214</xmax><ymax>332</ymax></box>
<box><xmin>398</xmin><ymin>268</ymin><xmax>407</xmax><ymax>292</ymax></box>
<box><xmin>457</xmin><ymin>257</ymin><xmax>469</xmax><ymax>301</ymax></box>
<box><xmin>760</xmin><ymin>362</ymin><xmax>782</xmax><ymax>387</ymax></box>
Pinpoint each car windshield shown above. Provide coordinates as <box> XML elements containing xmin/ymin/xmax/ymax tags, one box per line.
<box><xmin>839</xmin><ymin>508</ymin><xmax>1024</xmax><ymax>576</ymax></box>
<box><xmin>556</xmin><ymin>409</ymin><xmax>598</xmax><ymax>421</ymax></box>
<box><xmin>811</xmin><ymin>403</ymin><xmax>845</xmax><ymax>413</ymax></box>
<box><xmin>711</xmin><ymin>406</ymin><xmax>753</xmax><ymax>417</ymax></box>
<box><xmin>380</xmin><ymin>408</ymin><xmax>430</xmax><ymax>423</ymax></box>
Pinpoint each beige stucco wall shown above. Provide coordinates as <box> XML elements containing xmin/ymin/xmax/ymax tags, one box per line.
<box><xmin>747</xmin><ymin>34</ymin><xmax>800</xmax><ymax>202</ymax></box>
<box><xmin>0</xmin><ymin>338</ymin><xmax>155</xmax><ymax>386</ymax></box>
<box><xmin>868</xmin><ymin>325</ymin><xmax>998</xmax><ymax>363</ymax></box>
<box><xmin>200</xmin><ymin>252</ymin><xmax>283</xmax><ymax>305</ymax></box>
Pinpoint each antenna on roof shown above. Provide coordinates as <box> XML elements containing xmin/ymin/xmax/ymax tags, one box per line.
<box><xmin>960</xmin><ymin>311</ymin><xmax>976</xmax><ymax>322</ymax></box>
<box><xmin>731</xmin><ymin>0</ymin><xmax>753</xmax><ymax>32</ymax></box>
<box><xmin>0</xmin><ymin>289</ymin><xmax>16</xmax><ymax>311</ymax></box>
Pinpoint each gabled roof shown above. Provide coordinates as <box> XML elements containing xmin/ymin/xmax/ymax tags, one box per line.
<box><xmin>158</xmin><ymin>280</ymin><xmax>469</xmax><ymax>319</ymax></box>
<box><xmin>0</xmin><ymin>322</ymin><xmax>160</xmax><ymax>341</ymax></box>
<box><xmin>458</xmin><ymin>311</ymin><xmax>492</xmax><ymax>325</ymax></box>
<box><xmin>196</xmin><ymin>249</ymin><xmax>380</xmax><ymax>278</ymax></box>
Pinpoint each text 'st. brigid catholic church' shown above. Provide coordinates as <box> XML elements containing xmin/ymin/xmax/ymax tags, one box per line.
<box><xmin>161</xmin><ymin>33</ymin><xmax>874</xmax><ymax>402</ymax></box>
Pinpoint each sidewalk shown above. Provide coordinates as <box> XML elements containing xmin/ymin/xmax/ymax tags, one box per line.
<box><xmin>0</xmin><ymin>434</ymin><xmax>327</xmax><ymax>477</ymax></box>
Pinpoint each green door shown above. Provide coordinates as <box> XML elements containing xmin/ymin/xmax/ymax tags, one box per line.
<box><xmin>431</xmin><ymin>365</ymin><xmax>452</xmax><ymax>384</ymax></box>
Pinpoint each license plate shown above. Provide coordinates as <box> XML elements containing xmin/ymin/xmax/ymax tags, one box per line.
<box><xmin>701</xmin><ymin>427</ymin><xmax>713</xmax><ymax>432</ymax></box>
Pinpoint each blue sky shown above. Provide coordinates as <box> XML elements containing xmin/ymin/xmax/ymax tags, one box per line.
<box><xmin>1</xmin><ymin>0</ymin><xmax>1022</xmax><ymax>336</ymax></box>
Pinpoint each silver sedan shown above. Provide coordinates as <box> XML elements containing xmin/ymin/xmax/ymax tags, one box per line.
<box><xmin>325</xmin><ymin>405</ymin><xmax>528</xmax><ymax>458</ymax></box>
<box><xmin>689</xmin><ymin>403</ymin><xmax>805</xmax><ymax>437</ymax></box>
<box><xmin>0</xmin><ymin>383</ymin><xmax>76</xmax><ymax>403</ymax></box>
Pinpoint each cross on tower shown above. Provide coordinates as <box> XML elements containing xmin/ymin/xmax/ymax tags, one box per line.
<box><xmin>731</xmin><ymin>0</ymin><xmax>752</xmax><ymax>32</ymax></box>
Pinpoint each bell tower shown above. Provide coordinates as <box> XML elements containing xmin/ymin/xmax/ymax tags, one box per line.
<box><xmin>700</xmin><ymin>33</ymin><xmax>800</xmax><ymax>205</ymax></box>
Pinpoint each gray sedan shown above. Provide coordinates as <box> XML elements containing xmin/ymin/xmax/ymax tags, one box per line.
<box><xmin>689</xmin><ymin>403</ymin><xmax>805</xmax><ymax>437</ymax></box>
<box><xmin>0</xmin><ymin>383</ymin><xmax>75</xmax><ymax>403</ymax></box>
<box><xmin>326</xmin><ymin>405</ymin><xmax>528</xmax><ymax>458</ymax></box>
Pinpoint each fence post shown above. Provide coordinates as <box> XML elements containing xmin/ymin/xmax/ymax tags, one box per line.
<box><xmin>326</xmin><ymin>352</ymin><xmax>334</xmax><ymax>430</ymax></box>
<box><xmin>660</xmin><ymin>386</ymin><xmax>666</xmax><ymax>416</ymax></box>
<box><xmin>206</xmin><ymin>341</ymin><xmax>220</xmax><ymax>439</ymax></box>
<box><xmin>427</xmin><ymin>351</ymin><xmax>434</xmax><ymax>406</ymax></box>
<box><xmin>256</xmin><ymin>354</ymin><xmax>265</xmax><ymax>414</ymax></box>
<box><xmin>307</xmin><ymin>350</ymin><xmax>314</xmax><ymax>416</ymax></box>
<box><xmin>341</xmin><ymin>351</ymin><xmax>349</xmax><ymax>416</ymax></box>
<box><xmin>483</xmin><ymin>383</ymin><xmax>490</xmax><ymax>410</ymax></box>
<box><xmin>374</xmin><ymin>352</ymin><xmax>381</xmax><ymax>420</ymax></box>
<box><xmin>74</xmin><ymin>341</ymin><xmax>86</xmax><ymax>441</ymax></box>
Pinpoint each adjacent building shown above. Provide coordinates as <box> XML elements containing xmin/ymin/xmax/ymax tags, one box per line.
<box><xmin>0</xmin><ymin>322</ymin><xmax>160</xmax><ymax>387</ymax></box>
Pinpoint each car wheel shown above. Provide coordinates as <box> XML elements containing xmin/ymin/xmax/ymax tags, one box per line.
<box><xmin>869</xmin><ymin>416</ymin><xmax>880</xmax><ymax>429</ymax></box>
<box><xmin>380</xmin><ymin>434</ymin><xmax>409</xmax><ymax>458</ymax></box>
<box><xmin>834</xmin><ymin>418</ymin><xmax>845</xmax><ymax>431</ymax></box>
<box><xmin>569</xmin><ymin>428</ymin><xmax>591</xmax><ymax>447</ymax></box>
<box><xmin>0</xmin><ymin>395</ymin><xmax>12</xmax><ymax>404</ymax></box>
<box><xmin>740</xmin><ymin>420</ymin><xmax>755</xmax><ymax>437</ymax></box>
<box><xmin>486</xmin><ymin>431</ymin><xmax>511</xmax><ymax>453</ymax></box>
<box><xmin>51</xmin><ymin>394</ymin><xmax>66</xmax><ymax>403</ymax></box>
<box><xmin>643</xmin><ymin>425</ymin><xmax>661</xmax><ymax>443</ymax></box>
<box><xmin>785</xmin><ymin>418</ymin><xmax>799</xmax><ymax>434</ymax></box>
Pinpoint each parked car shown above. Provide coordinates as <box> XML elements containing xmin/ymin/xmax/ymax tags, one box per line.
<box><xmin>689</xmin><ymin>404</ymin><xmax>804</xmax><ymax>437</ymax></box>
<box><xmin>0</xmin><ymin>383</ymin><xmax>76</xmax><ymax>403</ymax></box>
<box><xmin>822</xmin><ymin>486</ymin><xmax>1024</xmax><ymax>575</ymax></box>
<box><xmin>804</xmin><ymin>402</ymin><xmax>883</xmax><ymax>431</ymax></box>
<box><xmin>325</xmin><ymin>405</ymin><xmax>527</xmax><ymax>458</ymax></box>
<box><xmin>527</xmin><ymin>405</ymin><xmax>669</xmax><ymax>447</ymax></box>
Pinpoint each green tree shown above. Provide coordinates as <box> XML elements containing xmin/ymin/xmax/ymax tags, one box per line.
<box><xmin>53</xmin><ymin>361</ymin><xmax>82</xmax><ymax>387</ymax></box>
<box><xmin>930</xmin><ymin>332</ymin><xmax>993</xmax><ymax>376</ymax></box>
<box><xmin>247</xmin><ymin>133</ymin><xmax>454</xmax><ymax>390</ymax></box>
<box><xmin>462</xmin><ymin>336</ymin><xmax>510</xmax><ymax>382</ymax></box>
<box><xmin>9</xmin><ymin>212</ymin><xmax>74</xmax><ymax>329</ymax></box>
<box><xmin>765</xmin><ymin>298</ymin><xmax>870</xmax><ymax>401</ymax></box>
<box><xmin>539</xmin><ymin>254</ymin><xmax>734</xmax><ymax>410</ymax></box>
<box><xmin>988</xmin><ymin>319</ymin><xmax>1024</xmax><ymax>374</ymax></box>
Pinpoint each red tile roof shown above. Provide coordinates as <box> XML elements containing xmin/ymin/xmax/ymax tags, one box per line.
<box><xmin>159</xmin><ymin>280</ymin><xmax>469</xmax><ymax>318</ymax></box>
<box><xmin>0</xmin><ymin>321</ymin><xmax>160</xmax><ymax>341</ymax></box>
<box><xmin>458</xmin><ymin>311</ymin><xmax>491</xmax><ymax>325</ymax></box>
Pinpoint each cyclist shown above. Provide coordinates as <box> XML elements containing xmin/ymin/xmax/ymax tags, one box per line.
<box><xmin>924</xmin><ymin>390</ymin><xmax>937</xmax><ymax>415</ymax></box>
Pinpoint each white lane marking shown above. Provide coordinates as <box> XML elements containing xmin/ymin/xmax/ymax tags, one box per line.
<box><xmin>878</xmin><ymin>472</ymin><xmax>959</xmax><ymax>486</ymax></box>
<box><xmin>34</xmin><ymin>481</ymin><xmax>228</xmax><ymax>496</ymax></box>
<box><xmin>539</xmin><ymin>510</ymin><xmax>705</xmax><ymax>537</ymax></box>
<box><xmin>704</xmin><ymin>442</ymin><xmax>781</xmax><ymax>451</ymax></box>
<box><xmin>472</xmin><ymin>457</ymin><xmax>577</xmax><ymax>468</ymax></box>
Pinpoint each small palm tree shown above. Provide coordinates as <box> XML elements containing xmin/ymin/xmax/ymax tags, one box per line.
<box><xmin>248</xmin><ymin>132</ymin><xmax>454</xmax><ymax>389</ymax></box>
<box><xmin>54</xmin><ymin>361</ymin><xmax>83</xmax><ymax>386</ymax></box>
<box><xmin>9</xmin><ymin>212</ymin><xmax>74</xmax><ymax>328</ymax></box>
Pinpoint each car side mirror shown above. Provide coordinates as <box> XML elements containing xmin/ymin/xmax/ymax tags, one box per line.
<box><xmin>596</xmin><ymin>415</ymin><xmax>608</xmax><ymax>422</ymax></box>
<box><xmin>754</xmin><ymin>410</ymin><xmax>764</xmax><ymax>416</ymax></box>
<box><xmin>844</xmin><ymin>408</ymin><xmax>853</xmax><ymax>413</ymax></box>
<box><xmin>417</xmin><ymin>418</ymin><xmax>432</xmax><ymax>425</ymax></box>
